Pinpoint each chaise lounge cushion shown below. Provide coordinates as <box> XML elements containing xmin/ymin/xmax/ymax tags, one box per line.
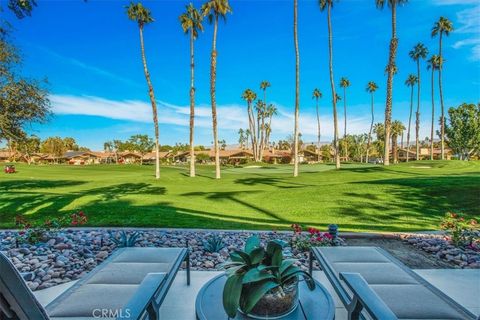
<box><xmin>46</xmin><ymin>247</ymin><xmax>186</xmax><ymax>319</ymax></box>
<box><xmin>316</xmin><ymin>246</ymin><xmax>474</xmax><ymax>320</ymax></box>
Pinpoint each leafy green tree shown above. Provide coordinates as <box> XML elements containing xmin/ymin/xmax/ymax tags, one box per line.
<box><xmin>180</xmin><ymin>3</ymin><xmax>203</xmax><ymax>177</ymax></box>
<box><xmin>365</xmin><ymin>81</ymin><xmax>378</xmax><ymax>163</ymax></box>
<box><xmin>427</xmin><ymin>54</ymin><xmax>441</xmax><ymax>160</ymax></box>
<box><xmin>40</xmin><ymin>137</ymin><xmax>66</xmax><ymax>163</ymax></box>
<box><xmin>63</xmin><ymin>137</ymin><xmax>79</xmax><ymax>151</ymax></box>
<box><xmin>445</xmin><ymin>103</ymin><xmax>480</xmax><ymax>160</ymax></box>
<box><xmin>128</xmin><ymin>134</ymin><xmax>154</xmax><ymax>164</ymax></box>
<box><xmin>404</xmin><ymin>74</ymin><xmax>418</xmax><ymax>162</ymax></box>
<box><xmin>312</xmin><ymin>88</ymin><xmax>322</xmax><ymax>161</ymax></box>
<box><xmin>201</xmin><ymin>0</ymin><xmax>232</xmax><ymax>179</ymax></box>
<box><xmin>319</xmin><ymin>0</ymin><xmax>340</xmax><ymax>169</ymax></box>
<box><xmin>0</xmin><ymin>33</ymin><xmax>50</xmax><ymax>147</ymax></box>
<box><xmin>376</xmin><ymin>0</ymin><xmax>409</xmax><ymax>166</ymax></box>
<box><xmin>409</xmin><ymin>42</ymin><xmax>428</xmax><ymax>160</ymax></box>
<box><xmin>432</xmin><ymin>17</ymin><xmax>453</xmax><ymax>160</ymax></box>
<box><xmin>126</xmin><ymin>2</ymin><xmax>160</xmax><ymax>178</ymax></box>
<box><xmin>17</xmin><ymin>134</ymin><xmax>40</xmax><ymax>164</ymax></box>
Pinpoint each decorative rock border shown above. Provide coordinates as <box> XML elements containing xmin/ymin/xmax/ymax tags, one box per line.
<box><xmin>2</xmin><ymin>229</ymin><xmax>478</xmax><ymax>292</ymax></box>
<box><xmin>400</xmin><ymin>233</ymin><xmax>480</xmax><ymax>268</ymax></box>
<box><xmin>0</xmin><ymin>229</ymin><xmax>319</xmax><ymax>291</ymax></box>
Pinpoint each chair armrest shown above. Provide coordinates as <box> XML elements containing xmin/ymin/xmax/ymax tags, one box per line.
<box><xmin>121</xmin><ymin>273</ymin><xmax>167</xmax><ymax>320</ymax></box>
<box><xmin>340</xmin><ymin>272</ymin><xmax>397</xmax><ymax>320</ymax></box>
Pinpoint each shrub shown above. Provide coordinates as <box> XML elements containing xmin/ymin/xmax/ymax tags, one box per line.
<box><xmin>15</xmin><ymin>211</ymin><xmax>87</xmax><ymax>245</ymax></box>
<box><xmin>440</xmin><ymin>212</ymin><xmax>479</xmax><ymax>248</ymax></box>
<box><xmin>111</xmin><ymin>231</ymin><xmax>140</xmax><ymax>247</ymax></box>
<box><xmin>203</xmin><ymin>234</ymin><xmax>225</xmax><ymax>253</ymax></box>
<box><xmin>289</xmin><ymin>224</ymin><xmax>333</xmax><ymax>252</ymax></box>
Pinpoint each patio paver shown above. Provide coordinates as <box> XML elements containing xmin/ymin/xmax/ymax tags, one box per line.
<box><xmin>33</xmin><ymin>269</ymin><xmax>479</xmax><ymax>320</ymax></box>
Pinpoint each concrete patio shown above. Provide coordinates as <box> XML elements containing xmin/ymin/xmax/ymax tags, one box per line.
<box><xmin>34</xmin><ymin>269</ymin><xmax>480</xmax><ymax>320</ymax></box>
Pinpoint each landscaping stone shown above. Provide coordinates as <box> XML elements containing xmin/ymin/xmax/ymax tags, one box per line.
<box><xmin>2</xmin><ymin>229</ymin><xmax>477</xmax><ymax>292</ymax></box>
<box><xmin>400</xmin><ymin>234</ymin><xmax>480</xmax><ymax>269</ymax></box>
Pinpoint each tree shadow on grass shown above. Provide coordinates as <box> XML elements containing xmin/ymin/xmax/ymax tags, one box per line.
<box><xmin>0</xmin><ymin>182</ymin><xmax>166</xmax><ymax>227</ymax></box>
<box><xmin>234</xmin><ymin>176</ymin><xmax>313</xmax><ymax>189</ymax></box>
<box><xmin>334</xmin><ymin>174</ymin><xmax>480</xmax><ymax>231</ymax></box>
<box><xmin>0</xmin><ymin>180</ymin><xmax>87</xmax><ymax>191</ymax></box>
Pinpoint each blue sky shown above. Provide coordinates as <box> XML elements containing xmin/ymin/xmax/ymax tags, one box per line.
<box><xmin>4</xmin><ymin>0</ymin><xmax>479</xmax><ymax>150</ymax></box>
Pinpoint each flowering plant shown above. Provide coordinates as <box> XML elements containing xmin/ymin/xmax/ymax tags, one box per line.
<box><xmin>440</xmin><ymin>212</ymin><xmax>479</xmax><ymax>248</ymax></box>
<box><xmin>15</xmin><ymin>211</ymin><xmax>88</xmax><ymax>245</ymax></box>
<box><xmin>290</xmin><ymin>224</ymin><xmax>333</xmax><ymax>252</ymax></box>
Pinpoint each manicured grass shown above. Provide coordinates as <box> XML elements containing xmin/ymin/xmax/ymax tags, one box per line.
<box><xmin>0</xmin><ymin>161</ymin><xmax>478</xmax><ymax>232</ymax></box>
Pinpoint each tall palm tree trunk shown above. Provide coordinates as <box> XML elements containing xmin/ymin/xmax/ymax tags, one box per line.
<box><xmin>384</xmin><ymin>3</ymin><xmax>398</xmax><ymax>166</ymax></box>
<box><xmin>293</xmin><ymin>0</ymin><xmax>300</xmax><ymax>177</ymax></box>
<box><xmin>406</xmin><ymin>85</ymin><xmax>413</xmax><ymax>162</ymax></box>
<box><xmin>392</xmin><ymin>134</ymin><xmax>398</xmax><ymax>163</ymax></box>
<box><xmin>316</xmin><ymin>98</ymin><xmax>321</xmax><ymax>162</ymax></box>
<box><xmin>327</xmin><ymin>4</ymin><xmax>340</xmax><ymax>169</ymax></box>
<box><xmin>438</xmin><ymin>33</ymin><xmax>445</xmax><ymax>160</ymax></box>
<box><xmin>210</xmin><ymin>17</ymin><xmax>220</xmax><ymax>179</ymax></box>
<box><xmin>247</xmin><ymin>102</ymin><xmax>256</xmax><ymax>160</ymax></box>
<box><xmin>189</xmin><ymin>30</ymin><xmax>196</xmax><ymax>177</ymax></box>
<box><xmin>343</xmin><ymin>86</ymin><xmax>348</xmax><ymax>161</ymax></box>
<box><xmin>430</xmin><ymin>67</ymin><xmax>435</xmax><ymax>161</ymax></box>
<box><xmin>259</xmin><ymin>112</ymin><xmax>265</xmax><ymax>161</ymax></box>
<box><xmin>415</xmin><ymin>60</ymin><xmax>421</xmax><ymax>161</ymax></box>
<box><xmin>366</xmin><ymin>93</ymin><xmax>374</xmax><ymax>163</ymax></box>
<box><xmin>139</xmin><ymin>27</ymin><xmax>160</xmax><ymax>179</ymax></box>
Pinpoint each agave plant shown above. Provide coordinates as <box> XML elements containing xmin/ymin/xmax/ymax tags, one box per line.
<box><xmin>111</xmin><ymin>231</ymin><xmax>140</xmax><ymax>248</ymax></box>
<box><xmin>203</xmin><ymin>234</ymin><xmax>225</xmax><ymax>253</ymax></box>
<box><xmin>222</xmin><ymin>236</ymin><xmax>315</xmax><ymax>318</ymax></box>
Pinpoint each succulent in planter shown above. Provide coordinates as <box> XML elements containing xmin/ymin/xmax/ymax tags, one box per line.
<box><xmin>222</xmin><ymin>235</ymin><xmax>315</xmax><ymax>319</ymax></box>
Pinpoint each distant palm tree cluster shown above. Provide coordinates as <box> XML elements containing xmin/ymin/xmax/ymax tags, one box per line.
<box><xmin>125</xmin><ymin>0</ymin><xmax>453</xmax><ymax>179</ymax></box>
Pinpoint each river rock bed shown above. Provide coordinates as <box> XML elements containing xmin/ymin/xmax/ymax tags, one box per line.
<box><xmin>2</xmin><ymin>229</ymin><xmax>478</xmax><ymax>292</ymax></box>
<box><xmin>400</xmin><ymin>234</ymin><xmax>480</xmax><ymax>268</ymax></box>
<box><xmin>0</xmin><ymin>229</ymin><xmax>318</xmax><ymax>291</ymax></box>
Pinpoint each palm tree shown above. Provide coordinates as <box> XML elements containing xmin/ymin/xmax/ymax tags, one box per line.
<box><xmin>241</xmin><ymin>89</ymin><xmax>257</xmax><ymax>158</ymax></box>
<box><xmin>126</xmin><ymin>2</ymin><xmax>160</xmax><ymax>179</ymax></box>
<box><xmin>293</xmin><ymin>0</ymin><xmax>300</xmax><ymax>177</ymax></box>
<box><xmin>376</xmin><ymin>0</ymin><xmax>408</xmax><ymax>166</ymax></box>
<box><xmin>339</xmin><ymin>77</ymin><xmax>350</xmax><ymax>160</ymax></box>
<box><xmin>312</xmin><ymin>88</ymin><xmax>322</xmax><ymax>161</ymax></box>
<box><xmin>245</xmin><ymin>129</ymin><xmax>251</xmax><ymax>150</ymax></box>
<box><xmin>265</xmin><ymin>103</ymin><xmax>277</xmax><ymax>149</ymax></box>
<box><xmin>201</xmin><ymin>0</ymin><xmax>232</xmax><ymax>179</ymax></box>
<box><xmin>427</xmin><ymin>54</ymin><xmax>440</xmax><ymax>160</ymax></box>
<box><xmin>409</xmin><ymin>43</ymin><xmax>428</xmax><ymax>160</ymax></box>
<box><xmin>238</xmin><ymin>128</ymin><xmax>245</xmax><ymax>149</ymax></box>
<box><xmin>258</xmin><ymin>81</ymin><xmax>271</xmax><ymax>160</ymax></box>
<box><xmin>365</xmin><ymin>81</ymin><xmax>378</xmax><ymax>163</ymax></box>
<box><xmin>391</xmin><ymin>120</ymin><xmax>405</xmax><ymax>163</ymax></box>
<box><xmin>319</xmin><ymin>0</ymin><xmax>340</xmax><ymax>169</ymax></box>
<box><xmin>404</xmin><ymin>74</ymin><xmax>418</xmax><ymax>162</ymax></box>
<box><xmin>180</xmin><ymin>3</ymin><xmax>203</xmax><ymax>178</ymax></box>
<box><xmin>432</xmin><ymin>17</ymin><xmax>453</xmax><ymax>160</ymax></box>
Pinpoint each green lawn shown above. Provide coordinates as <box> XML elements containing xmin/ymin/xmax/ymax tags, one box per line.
<box><xmin>0</xmin><ymin>161</ymin><xmax>479</xmax><ymax>232</ymax></box>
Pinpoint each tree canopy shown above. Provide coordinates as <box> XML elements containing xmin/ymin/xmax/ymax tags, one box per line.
<box><xmin>445</xmin><ymin>103</ymin><xmax>480</xmax><ymax>160</ymax></box>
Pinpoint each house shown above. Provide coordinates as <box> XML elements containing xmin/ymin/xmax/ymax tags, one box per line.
<box><xmin>118</xmin><ymin>152</ymin><xmax>143</xmax><ymax>164</ymax></box>
<box><xmin>64</xmin><ymin>151</ymin><xmax>100</xmax><ymax>165</ymax></box>
<box><xmin>398</xmin><ymin>148</ymin><xmax>452</xmax><ymax>161</ymax></box>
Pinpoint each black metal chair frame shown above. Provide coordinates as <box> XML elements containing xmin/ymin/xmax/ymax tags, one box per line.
<box><xmin>309</xmin><ymin>246</ymin><xmax>476</xmax><ymax>320</ymax></box>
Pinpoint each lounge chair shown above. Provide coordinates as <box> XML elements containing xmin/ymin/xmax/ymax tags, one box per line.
<box><xmin>0</xmin><ymin>247</ymin><xmax>190</xmax><ymax>319</ymax></box>
<box><xmin>309</xmin><ymin>246</ymin><xmax>476</xmax><ymax>320</ymax></box>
